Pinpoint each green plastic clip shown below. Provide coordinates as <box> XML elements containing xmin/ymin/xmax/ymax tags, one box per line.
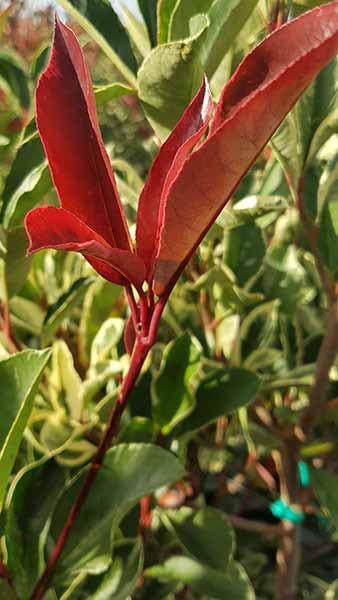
<box><xmin>298</xmin><ymin>461</ymin><xmax>310</xmax><ymax>488</ymax></box>
<box><xmin>270</xmin><ymin>498</ymin><xmax>304</xmax><ymax>524</ymax></box>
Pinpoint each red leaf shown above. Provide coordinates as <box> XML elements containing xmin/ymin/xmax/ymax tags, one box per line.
<box><xmin>152</xmin><ymin>1</ymin><xmax>338</xmax><ymax>296</ymax></box>
<box><xmin>36</xmin><ymin>17</ymin><xmax>131</xmax><ymax>251</ymax></box>
<box><xmin>25</xmin><ymin>207</ymin><xmax>145</xmax><ymax>291</ymax></box>
<box><xmin>136</xmin><ymin>77</ymin><xmax>213</xmax><ymax>280</ymax></box>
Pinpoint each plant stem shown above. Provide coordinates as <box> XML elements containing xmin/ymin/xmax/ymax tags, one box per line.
<box><xmin>296</xmin><ymin>182</ymin><xmax>335</xmax><ymax>306</ymax></box>
<box><xmin>273</xmin><ymin>182</ymin><xmax>338</xmax><ymax>600</ymax></box>
<box><xmin>300</xmin><ymin>299</ymin><xmax>338</xmax><ymax>436</ymax></box>
<box><xmin>273</xmin><ymin>443</ymin><xmax>301</xmax><ymax>600</ymax></box>
<box><xmin>225</xmin><ymin>514</ymin><xmax>282</xmax><ymax>538</ymax></box>
<box><xmin>29</xmin><ymin>336</ymin><xmax>151</xmax><ymax>600</ymax></box>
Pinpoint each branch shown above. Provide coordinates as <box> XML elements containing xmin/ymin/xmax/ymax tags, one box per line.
<box><xmin>273</xmin><ymin>445</ymin><xmax>301</xmax><ymax>600</ymax></box>
<box><xmin>29</xmin><ymin>336</ymin><xmax>151</xmax><ymax>600</ymax></box>
<box><xmin>300</xmin><ymin>299</ymin><xmax>338</xmax><ymax>437</ymax></box>
<box><xmin>296</xmin><ymin>183</ymin><xmax>335</xmax><ymax>306</ymax></box>
<box><xmin>272</xmin><ymin>183</ymin><xmax>338</xmax><ymax>600</ymax></box>
<box><xmin>225</xmin><ymin>514</ymin><xmax>282</xmax><ymax>538</ymax></box>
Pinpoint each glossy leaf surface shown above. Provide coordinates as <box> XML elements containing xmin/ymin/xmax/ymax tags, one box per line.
<box><xmin>36</xmin><ymin>18</ymin><xmax>131</xmax><ymax>252</ymax></box>
<box><xmin>50</xmin><ymin>444</ymin><xmax>184</xmax><ymax>584</ymax></box>
<box><xmin>136</xmin><ymin>78</ymin><xmax>212</xmax><ymax>278</ymax></box>
<box><xmin>0</xmin><ymin>349</ymin><xmax>51</xmax><ymax>509</ymax></box>
<box><xmin>153</xmin><ymin>1</ymin><xmax>338</xmax><ymax>295</ymax></box>
<box><xmin>25</xmin><ymin>207</ymin><xmax>145</xmax><ymax>291</ymax></box>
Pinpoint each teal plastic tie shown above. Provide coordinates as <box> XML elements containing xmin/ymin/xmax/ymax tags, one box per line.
<box><xmin>298</xmin><ymin>461</ymin><xmax>310</xmax><ymax>488</ymax></box>
<box><xmin>270</xmin><ymin>498</ymin><xmax>304</xmax><ymax>524</ymax></box>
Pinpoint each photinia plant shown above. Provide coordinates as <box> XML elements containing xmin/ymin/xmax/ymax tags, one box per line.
<box><xmin>23</xmin><ymin>3</ymin><xmax>338</xmax><ymax>597</ymax></box>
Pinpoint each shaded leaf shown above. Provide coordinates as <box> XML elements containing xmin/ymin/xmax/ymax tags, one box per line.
<box><xmin>137</xmin><ymin>0</ymin><xmax>157</xmax><ymax>46</ymax></box>
<box><xmin>0</xmin><ymin>49</ymin><xmax>30</xmax><ymax>108</ymax></box>
<box><xmin>42</xmin><ymin>277</ymin><xmax>93</xmax><ymax>346</ymax></box>
<box><xmin>311</xmin><ymin>467</ymin><xmax>338</xmax><ymax>531</ymax></box>
<box><xmin>152</xmin><ymin>334</ymin><xmax>201</xmax><ymax>434</ymax></box>
<box><xmin>0</xmin><ymin>227</ymin><xmax>31</xmax><ymax>299</ymax></box>
<box><xmin>164</xmin><ymin>506</ymin><xmax>234</xmax><ymax>571</ymax></box>
<box><xmin>181</xmin><ymin>368</ymin><xmax>260</xmax><ymax>432</ymax></box>
<box><xmin>79</xmin><ymin>279</ymin><xmax>122</xmax><ymax>365</ymax></box>
<box><xmin>318</xmin><ymin>197</ymin><xmax>338</xmax><ymax>278</ymax></box>
<box><xmin>6</xmin><ymin>460</ymin><xmax>66</xmax><ymax>599</ymax></box>
<box><xmin>57</xmin><ymin>0</ymin><xmax>137</xmax><ymax>83</ymax></box>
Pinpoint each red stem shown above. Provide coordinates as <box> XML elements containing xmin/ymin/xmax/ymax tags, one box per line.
<box><xmin>29</xmin><ymin>286</ymin><xmax>169</xmax><ymax>599</ymax></box>
<box><xmin>29</xmin><ymin>335</ymin><xmax>151</xmax><ymax>600</ymax></box>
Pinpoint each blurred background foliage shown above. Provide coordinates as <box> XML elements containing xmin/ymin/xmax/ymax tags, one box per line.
<box><xmin>0</xmin><ymin>1</ymin><xmax>338</xmax><ymax>599</ymax></box>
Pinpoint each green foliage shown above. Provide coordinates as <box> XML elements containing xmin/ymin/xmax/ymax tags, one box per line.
<box><xmin>0</xmin><ymin>350</ymin><xmax>51</xmax><ymax>509</ymax></box>
<box><xmin>1</xmin><ymin>2</ymin><xmax>338</xmax><ymax>599</ymax></box>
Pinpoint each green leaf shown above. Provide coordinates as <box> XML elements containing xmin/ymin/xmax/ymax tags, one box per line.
<box><xmin>9</xmin><ymin>296</ymin><xmax>45</xmax><ymax>336</ymax></box>
<box><xmin>233</xmin><ymin>195</ymin><xmax>288</xmax><ymax>217</ymax></box>
<box><xmin>237</xmin><ymin>299</ymin><xmax>279</xmax><ymax>363</ymax></box>
<box><xmin>310</xmin><ymin>467</ymin><xmax>338</xmax><ymax>531</ymax></box>
<box><xmin>224</xmin><ymin>222</ymin><xmax>266</xmax><ymax>286</ymax></box>
<box><xmin>50</xmin><ymin>340</ymin><xmax>82</xmax><ymax>420</ymax></box>
<box><xmin>263</xmin><ymin>244</ymin><xmax>307</xmax><ymax>313</ymax></box>
<box><xmin>79</xmin><ymin>279</ymin><xmax>122</xmax><ymax>365</ymax></box>
<box><xmin>318</xmin><ymin>198</ymin><xmax>338</xmax><ymax>279</ymax></box>
<box><xmin>137</xmin><ymin>0</ymin><xmax>157</xmax><ymax>46</ymax></box>
<box><xmin>51</xmin><ymin>444</ymin><xmax>184</xmax><ymax>584</ymax></box>
<box><xmin>0</xmin><ymin>129</ymin><xmax>45</xmax><ymax>223</ymax></box>
<box><xmin>168</xmin><ymin>0</ymin><xmax>213</xmax><ymax>41</ymax></box>
<box><xmin>6</xmin><ymin>460</ymin><xmax>66</xmax><ymax>599</ymax></box>
<box><xmin>31</xmin><ymin>45</ymin><xmax>50</xmax><ymax>81</ymax></box>
<box><xmin>90</xmin><ymin>317</ymin><xmax>124</xmax><ymax>367</ymax></box>
<box><xmin>307</xmin><ymin>106</ymin><xmax>338</xmax><ymax>165</ymax></box>
<box><xmin>157</xmin><ymin>0</ymin><xmax>177</xmax><ymax>44</ymax></box>
<box><xmin>94</xmin><ymin>82</ymin><xmax>136</xmax><ymax>107</ymax></box>
<box><xmin>83</xmin><ymin>538</ymin><xmax>144</xmax><ymax>599</ymax></box>
<box><xmin>0</xmin><ymin>349</ymin><xmax>51</xmax><ymax>509</ymax></box>
<box><xmin>56</xmin><ymin>0</ymin><xmax>137</xmax><ymax>86</ymax></box>
<box><xmin>146</xmin><ymin>557</ymin><xmax>255</xmax><ymax>600</ymax></box>
<box><xmin>2</xmin><ymin>162</ymin><xmax>52</xmax><ymax>229</ymax></box>
<box><xmin>164</xmin><ymin>507</ymin><xmax>234</xmax><ymax>571</ymax></box>
<box><xmin>152</xmin><ymin>334</ymin><xmax>201</xmax><ymax>434</ymax></box>
<box><xmin>272</xmin><ymin>58</ymin><xmax>338</xmax><ymax>194</ymax></box>
<box><xmin>0</xmin><ymin>49</ymin><xmax>30</xmax><ymax>108</ymax></box>
<box><xmin>203</xmin><ymin>0</ymin><xmax>259</xmax><ymax>78</ymax></box>
<box><xmin>137</xmin><ymin>14</ymin><xmax>208</xmax><ymax>140</ymax></box>
<box><xmin>118</xmin><ymin>417</ymin><xmax>156</xmax><ymax>444</ymax></box>
<box><xmin>121</xmin><ymin>6</ymin><xmax>151</xmax><ymax>59</ymax></box>
<box><xmin>181</xmin><ymin>368</ymin><xmax>260</xmax><ymax>433</ymax></box>
<box><xmin>42</xmin><ymin>277</ymin><xmax>93</xmax><ymax>346</ymax></box>
<box><xmin>0</xmin><ymin>227</ymin><xmax>31</xmax><ymax>300</ymax></box>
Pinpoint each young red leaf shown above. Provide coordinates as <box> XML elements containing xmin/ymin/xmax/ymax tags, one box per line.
<box><xmin>152</xmin><ymin>1</ymin><xmax>338</xmax><ymax>296</ymax></box>
<box><xmin>136</xmin><ymin>77</ymin><xmax>213</xmax><ymax>280</ymax></box>
<box><xmin>36</xmin><ymin>17</ymin><xmax>131</xmax><ymax>251</ymax></box>
<box><xmin>25</xmin><ymin>207</ymin><xmax>146</xmax><ymax>292</ymax></box>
